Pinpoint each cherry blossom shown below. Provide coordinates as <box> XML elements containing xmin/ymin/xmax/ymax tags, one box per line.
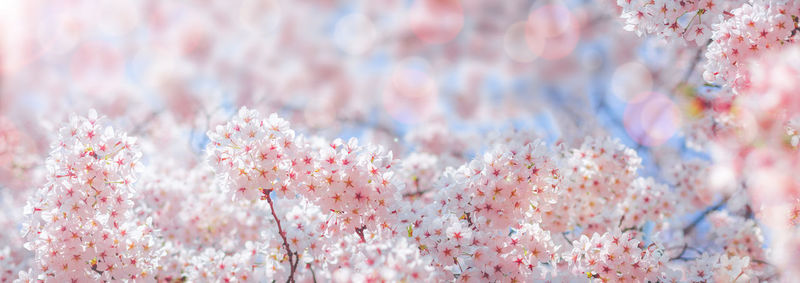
<box><xmin>2</xmin><ymin>0</ymin><xmax>800</xmax><ymax>281</ymax></box>
<box><xmin>20</xmin><ymin>111</ymin><xmax>160</xmax><ymax>281</ymax></box>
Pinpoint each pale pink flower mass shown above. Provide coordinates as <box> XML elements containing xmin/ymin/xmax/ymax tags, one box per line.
<box><xmin>1</xmin><ymin>0</ymin><xmax>799</xmax><ymax>282</ymax></box>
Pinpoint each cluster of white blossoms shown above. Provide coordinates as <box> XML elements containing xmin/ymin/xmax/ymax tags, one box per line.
<box><xmin>198</xmin><ymin>108</ymin><xmax>775</xmax><ymax>281</ymax></box>
<box><xmin>3</xmin><ymin>102</ymin><xmax>793</xmax><ymax>282</ymax></box>
<box><xmin>20</xmin><ymin>111</ymin><xmax>160</xmax><ymax>281</ymax></box>
<box><xmin>3</xmin><ymin>0</ymin><xmax>800</xmax><ymax>281</ymax></box>
<box><xmin>618</xmin><ymin>0</ymin><xmax>800</xmax><ymax>89</ymax></box>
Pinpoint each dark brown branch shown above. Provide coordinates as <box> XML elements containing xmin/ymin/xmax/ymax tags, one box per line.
<box><xmin>308</xmin><ymin>263</ymin><xmax>317</xmax><ymax>283</ymax></box>
<box><xmin>355</xmin><ymin>225</ymin><xmax>367</xmax><ymax>243</ymax></box>
<box><xmin>402</xmin><ymin>189</ymin><xmax>431</xmax><ymax>199</ymax></box>
<box><xmin>263</xmin><ymin>189</ymin><xmax>299</xmax><ymax>283</ymax></box>
<box><xmin>464</xmin><ymin>212</ymin><xmax>475</xmax><ymax>229</ymax></box>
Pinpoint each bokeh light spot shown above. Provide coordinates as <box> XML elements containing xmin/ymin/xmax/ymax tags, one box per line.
<box><xmin>384</xmin><ymin>57</ymin><xmax>438</xmax><ymax>124</ymax></box>
<box><xmin>624</xmin><ymin>92</ymin><xmax>682</xmax><ymax>147</ymax></box>
<box><xmin>504</xmin><ymin>21</ymin><xmax>539</xmax><ymax>63</ymax></box>
<box><xmin>333</xmin><ymin>13</ymin><xmax>377</xmax><ymax>55</ymax></box>
<box><xmin>610</xmin><ymin>61</ymin><xmax>653</xmax><ymax>102</ymax></box>
<box><xmin>525</xmin><ymin>4</ymin><xmax>580</xmax><ymax>60</ymax></box>
<box><xmin>409</xmin><ymin>0</ymin><xmax>464</xmax><ymax>45</ymax></box>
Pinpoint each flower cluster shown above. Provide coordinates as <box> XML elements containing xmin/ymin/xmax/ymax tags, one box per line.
<box><xmin>570</xmin><ymin>230</ymin><xmax>667</xmax><ymax>282</ymax></box>
<box><xmin>618</xmin><ymin>0</ymin><xmax>745</xmax><ymax>44</ymax></box>
<box><xmin>3</xmin><ymin>104</ymin><xmax>791</xmax><ymax>281</ymax></box>
<box><xmin>679</xmin><ymin>253</ymin><xmax>757</xmax><ymax>282</ymax></box>
<box><xmin>439</xmin><ymin>138</ymin><xmax>560</xmax><ymax>230</ymax></box>
<box><xmin>669</xmin><ymin>159</ymin><xmax>718</xmax><ymax>210</ymax></box>
<box><xmin>547</xmin><ymin>137</ymin><xmax>648</xmax><ymax>234</ymax></box>
<box><xmin>135</xmin><ymin>164</ymin><xmax>268</xmax><ymax>282</ymax></box>
<box><xmin>138</xmin><ymin>165</ymin><xmax>266</xmax><ymax>252</ymax></box>
<box><xmin>618</xmin><ymin>0</ymin><xmax>800</xmax><ymax>88</ymax></box>
<box><xmin>207</xmin><ymin>107</ymin><xmax>401</xmax><ymax>236</ymax></box>
<box><xmin>396</xmin><ymin>152</ymin><xmax>441</xmax><ymax>199</ymax></box>
<box><xmin>20</xmin><ymin>111</ymin><xmax>159</xmax><ymax>281</ymax></box>
<box><xmin>707</xmin><ymin>211</ymin><xmax>766</xmax><ymax>261</ymax></box>
<box><xmin>206</xmin><ymin>109</ymin><xmax>684</xmax><ymax>281</ymax></box>
<box><xmin>704</xmin><ymin>1</ymin><xmax>800</xmax><ymax>88</ymax></box>
<box><xmin>4</xmin><ymin>0</ymin><xmax>800</xmax><ymax>280</ymax></box>
<box><xmin>326</xmin><ymin>238</ymin><xmax>437</xmax><ymax>282</ymax></box>
<box><xmin>181</xmin><ymin>245</ymin><xmax>260</xmax><ymax>282</ymax></box>
<box><xmin>618</xmin><ymin>177</ymin><xmax>676</xmax><ymax>230</ymax></box>
<box><xmin>708</xmin><ymin>45</ymin><xmax>800</xmax><ymax>279</ymax></box>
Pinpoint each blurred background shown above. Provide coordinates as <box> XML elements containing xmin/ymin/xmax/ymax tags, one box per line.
<box><xmin>0</xmin><ymin>0</ymin><xmax>709</xmax><ymax>179</ymax></box>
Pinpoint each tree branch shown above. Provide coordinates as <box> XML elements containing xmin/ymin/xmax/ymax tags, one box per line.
<box><xmin>263</xmin><ymin>189</ymin><xmax>299</xmax><ymax>283</ymax></box>
<box><xmin>683</xmin><ymin>196</ymin><xmax>729</xmax><ymax>235</ymax></box>
<box><xmin>355</xmin><ymin>225</ymin><xmax>367</xmax><ymax>243</ymax></box>
<box><xmin>681</xmin><ymin>39</ymin><xmax>712</xmax><ymax>83</ymax></box>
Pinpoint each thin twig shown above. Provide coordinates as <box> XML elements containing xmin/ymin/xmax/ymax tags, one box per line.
<box><xmin>562</xmin><ymin>232</ymin><xmax>573</xmax><ymax>247</ymax></box>
<box><xmin>355</xmin><ymin>225</ymin><xmax>367</xmax><ymax>243</ymax></box>
<box><xmin>683</xmin><ymin>196</ymin><xmax>729</xmax><ymax>235</ymax></box>
<box><xmin>263</xmin><ymin>189</ymin><xmax>299</xmax><ymax>283</ymax></box>
<box><xmin>131</xmin><ymin>111</ymin><xmax>161</xmax><ymax>136</ymax></box>
<box><xmin>669</xmin><ymin>243</ymin><xmax>688</xmax><ymax>261</ymax></box>
<box><xmin>308</xmin><ymin>263</ymin><xmax>317</xmax><ymax>283</ymax></box>
<box><xmin>402</xmin><ymin>189</ymin><xmax>431</xmax><ymax>199</ymax></box>
<box><xmin>681</xmin><ymin>39</ymin><xmax>712</xmax><ymax>83</ymax></box>
<box><xmin>464</xmin><ymin>212</ymin><xmax>475</xmax><ymax>229</ymax></box>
